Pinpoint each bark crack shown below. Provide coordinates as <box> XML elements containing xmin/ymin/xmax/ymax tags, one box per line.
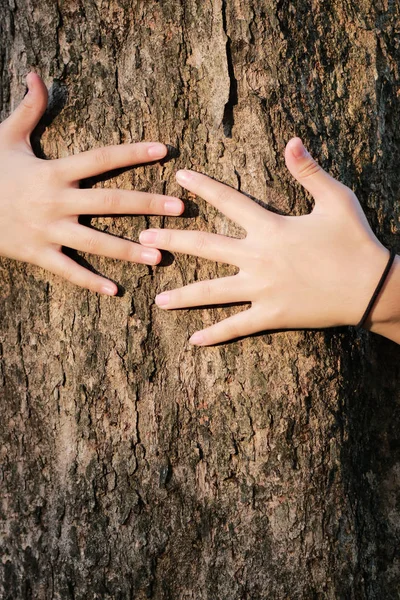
<box><xmin>221</xmin><ymin>0</ymin><xmax>238</xmax><ymax>138</ymax></box>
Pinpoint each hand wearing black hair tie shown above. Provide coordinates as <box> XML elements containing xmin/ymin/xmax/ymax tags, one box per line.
<box><xmin>140</xmin><ymin>138</ymin><xmax>400</xmax><ymax>346</ymax></box>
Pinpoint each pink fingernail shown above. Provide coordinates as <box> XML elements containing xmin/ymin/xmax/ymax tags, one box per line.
<box><xmin>25</xmin><ymin>72</ymin><xmax>36</xmax><ymax>90</ymax></box>
<box><xmin>292</xmin><ymin>139</ymin><xmax>308</xmax><ymax>159</ymax></box>
<box><xmin>139</xmin><ymin>230</ymin><xmax>158</xmax><ymax>245</ymax></box>
<box><xmin>176</xmin><ymin>170</ymin><xmax>194</xmax><ymax>183</ymax></box>
<box><xmin>141</xmin><ymin>249</ymin><xmax>160</xmax><ymax>264</ymax></box>
<box><xmin>164</xmin><ymin>200</ymin><xmax>183</xmax><ymax>215</ymax></box>
<box><xmin>147</xmin><ymin>143</ymin><xmax>167</xmax><ymax>159</ymax></box>
<box><xmin>155</xmin><ymin>292</ymin><xmax>170</xmax><ymax>306</ymax></box>
<box><xmin>101</xmin><ymin>283</ymin><xmax>117</xmax><ymax>296</ymax></box>
<box><xmin>189</xmin><ymin>331</ymin><xmax>205</xmax><ymax>345</ymax></box>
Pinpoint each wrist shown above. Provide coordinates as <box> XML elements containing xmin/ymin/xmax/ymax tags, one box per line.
<box><xmin>365</xmin><ymin>253</ymin><xmax>400</xmax><ymax>344</ymax></box>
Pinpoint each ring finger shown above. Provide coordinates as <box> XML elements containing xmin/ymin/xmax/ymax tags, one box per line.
<box><xmin>52</xmin><ymin>222</ymin><xmax>161</xmax><ymax>265</ymax></box>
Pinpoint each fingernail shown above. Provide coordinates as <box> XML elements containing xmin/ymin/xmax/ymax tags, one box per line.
<box><xmin>25</xmin><ymin>72</ymin><xmax>35</xmax><ymax>90</ymax></box>
<box><xmin>147</xmin><ymin>143</ymin><xmax>167</xmax><ymax>159</ymax></box>
<box><xmin>176</xmin><ymin>170</ymin><xmax>194</xmax><ymax>183</ymax></box>
<box><xmin>139</xmin><ymin>230</ymin><xmax>158</xmax><ymax>245</ymax></box>
<box><xmin>155</xmin><ymin>292</ymin><xmax>170</xmax><ymax>306</ymax></box>
<box><xmin>292</xmin><ymin>139</ymin><xmax>308</xmax><ymax>159</ymax></box>
<box><xmin>164</xmin><ymin>199</ymin><xmax>183</xmax><ymax>215</ymax></box>
<box><xmin>101</xmin><ymin>283</ymin><xmax>117</xmax><ymax>296</ymax></box>
<box><xmin>141</xmin><ymin>249</ymin><xmax>160</xmax><ymax>264</ymax></box>
<box><xmin>189</xmin><ymin>331</ymin><xmax>205</xmax><ymax>345</ymax></box>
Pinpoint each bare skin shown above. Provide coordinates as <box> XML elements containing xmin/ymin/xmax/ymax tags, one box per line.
<box><xmin>0</xmin><ymin>72</ymin><xmax>184</xmax><ymax>295</ymax></box>
<box><xmin>139</xmin><ymin>138</ymin><xmax>400</xmax><ymax>345</ymax></box>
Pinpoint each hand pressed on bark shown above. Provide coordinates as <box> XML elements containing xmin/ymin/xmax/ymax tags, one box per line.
<box><xmin>0</xmin><ymin>72</ymin><xmax>184</xmax><ymax>295</ymax></box>
<box><xmin>139</xmin><ymin>138</ymin><xmax>400</xmax><ymax>345</ymax></box>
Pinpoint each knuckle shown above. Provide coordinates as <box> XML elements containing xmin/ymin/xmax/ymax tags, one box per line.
<box><xmin>127</xmin><ymin>243</ymin><xmax>140</xmax><ymax>262</ymax></box>
<box><xmin>170</xmin><ymin>288</ymin><xmax>180</xmax><ymax>305</ymax></box>
<box><xmin>297</xmin><ymin>159</ymin><xmax>321</xmax><ymax>180</ymax></box>
<box><xmin>194</xmin><ymin>232</ymin><xmax>207</xmax><ymax>253</ymax></box>
<box><xmin>217</xmin><ymin>187</ymin><xmax>231</xmax><ymax>206</ymax></box>
<box><xmin>94</xmin><ymin>147</ymin><xmax>111</xmax><ymax>169</ymax></box>
<box><xmin>202</xmin><ymin>280</ymin><xmax>213</xmax><ymax>302</ymax></box>
<box><xmin>148</xmin><ymin>195</ymin><xmax>160</xmax><ymax>214</ymax></box>
<box><xmin>226</xmin><ymin>319</ymin><xmax>241</xmax><ymax>339</ymax></box>
<box><xmin>102</xmin><ymin>190</ymin><xmax>120</xmax><ymax>211</ymax></box>
<box><xmin>21</xmin><ymin>96</ymin><xmax>35</xmax><ymax>111</ymax></box>
<box><xmin>158</xmin><ymin>230</ymin><xmax>171</xmax><ymax>248</ymax></box>
<box><xmin>85</xmin><ymin>235</ymin><xmax>99</xmax><ymax>253</ymax></box>
<box><xmin>60</xmin><ymin>266</ymin><xmax>74</xmax><ymax>283</ymax></box>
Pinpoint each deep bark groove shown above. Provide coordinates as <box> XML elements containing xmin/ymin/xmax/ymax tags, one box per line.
<box><xmin>221</xmin><ymin>0</ymin><xmax>238</xmax><ymax>138</ymax></box>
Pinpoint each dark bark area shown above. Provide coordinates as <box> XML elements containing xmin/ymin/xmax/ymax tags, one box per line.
<box><xmin>1</xmin><ymin>1</ymin><xmax>400</xmax><ymax>598</ymax></box>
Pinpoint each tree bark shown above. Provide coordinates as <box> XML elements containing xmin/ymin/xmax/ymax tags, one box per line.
<box><xmin>1</xmin><ymin>1</ymin><xmax>400</xmax><ymax>598</ymax></box>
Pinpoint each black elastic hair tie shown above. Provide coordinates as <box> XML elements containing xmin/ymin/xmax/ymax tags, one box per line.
<box><xmin>355</xmin><ymin>248</ymin><xmax>397</xmax><ymax>330</ymax></box>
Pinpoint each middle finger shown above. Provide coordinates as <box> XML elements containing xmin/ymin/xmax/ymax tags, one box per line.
<box><xmin>139</xmin><ymin>228</ymin><xmax>245</xmax><ymax>266</ymax></box>
<box><xmin>64</xmin><ymin>188</ymin><xmax>184</xmax><ymax>216</ymax></box>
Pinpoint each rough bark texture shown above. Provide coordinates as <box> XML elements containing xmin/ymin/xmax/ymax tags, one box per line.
<box><xmin>1</xmin><ymin>1</ymin><xmax>400</xmax><ymax>598</ymax></box>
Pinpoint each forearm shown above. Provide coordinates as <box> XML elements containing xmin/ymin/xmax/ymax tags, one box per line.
<box><xmin>367</xmin><ymin>254</ymin><xmax>400</xmax><ymax>344</ymax></box>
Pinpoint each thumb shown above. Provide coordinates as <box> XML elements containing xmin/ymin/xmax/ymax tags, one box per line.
<box><xmin>285</xmin><ymin>137</ymin><xmax>341</xmax><ymax>204</ymax></box>
<box><xmin>0</xmin><ymin>72</ymin><xmax>48</xmax><ymax>147</ymax></box>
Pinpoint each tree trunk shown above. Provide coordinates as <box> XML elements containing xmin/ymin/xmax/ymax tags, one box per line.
<box><xmin>1</xmin><ymin>1</ymin><xmax>400</xmax><ymax>598</ymax></box>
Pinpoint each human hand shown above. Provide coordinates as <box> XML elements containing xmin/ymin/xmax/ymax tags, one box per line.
<box><xmin>0</xmin><ymin>72</ymin><xmax>184</xmax><ymax>295</ymax></box>
<box><xmin>139</xmin><ymin>137</ymin><xmax>390</xmax><ymax>345</ymax></box>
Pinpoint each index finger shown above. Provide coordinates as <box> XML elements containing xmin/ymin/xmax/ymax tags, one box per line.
<box><xmin>176</xmin><ymin>170</ymin><xmax>278</xmax><ymax>232</ymax></box>
<box><xmin>55</xmin><ymin>142</ymin><xmax>168</xmax><ymax>182</ymax></box>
